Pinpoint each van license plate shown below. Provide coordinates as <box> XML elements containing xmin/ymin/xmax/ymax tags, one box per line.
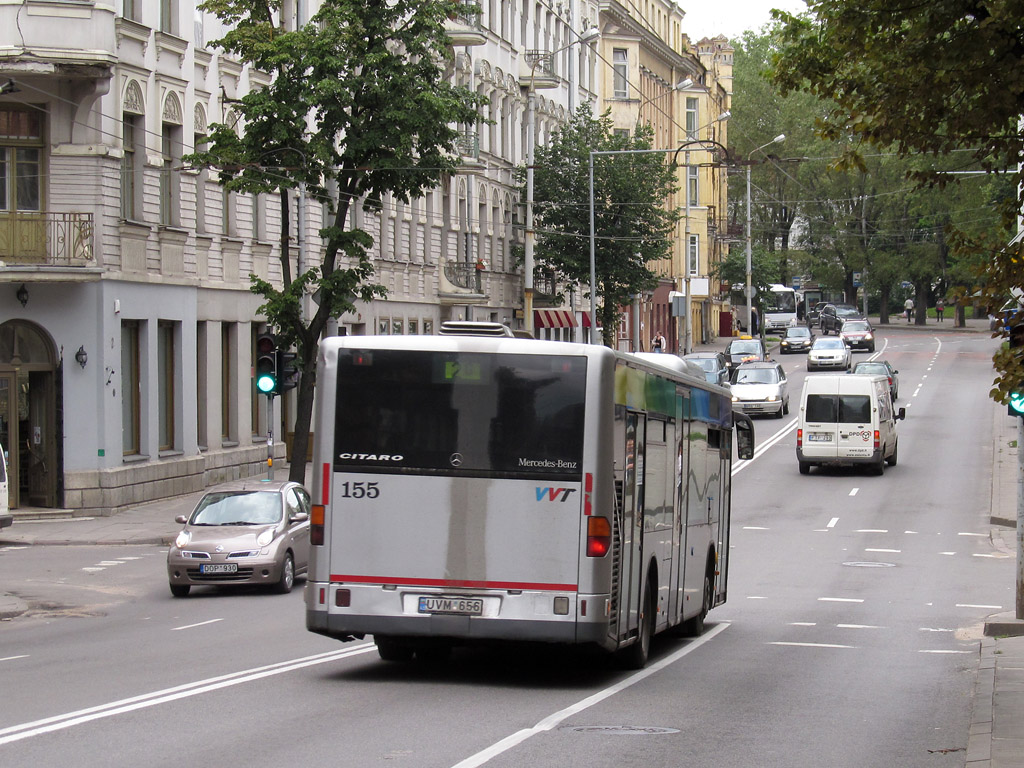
<box><xmin>808</xmin><ymin>433</ymin><xmax>833</xmax><ymax>442</ymax></box>
<box><xmin>418</xmin><ymin>596</ymin><xmax>484</xmax><ymax>616</ymax></box>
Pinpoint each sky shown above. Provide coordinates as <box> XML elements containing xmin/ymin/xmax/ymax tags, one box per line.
<box><xmin>679</xmin><ymin>1</ymin><xmax>807</xmax><ymax>42</ymax></box>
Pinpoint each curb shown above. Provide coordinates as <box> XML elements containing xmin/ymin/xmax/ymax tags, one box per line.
<box><xmin>966</xmin><ymin>635</ymin><xmax>995</xmax><ymax>767</ymax></box>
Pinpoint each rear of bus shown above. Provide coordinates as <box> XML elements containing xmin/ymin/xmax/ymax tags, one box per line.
<box><xmin>305</xmin><ymin>336</ymin><xmax>613</xmax><ymax>656</ymax></box>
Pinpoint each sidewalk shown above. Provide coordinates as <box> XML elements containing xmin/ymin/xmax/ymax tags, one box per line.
<box><xmin>1</xmin><ymin>325</ymin><xmax>1021</xmax><ymax>766</ymax></box>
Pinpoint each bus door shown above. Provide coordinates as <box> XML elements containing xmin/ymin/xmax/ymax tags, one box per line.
<box><xmin>714</xmin><ymin>427</ymin><xmax>732</xmax><ymax>605</ymax></box>
<box><xmin>617</xmin><ymin>410</ymin><xmax>646</xmax><ymax>643</ymax></box>
<box><xmin>671</xmin><ymin>389</ymin><xmax>690</xmax><ymax>621</ymax></box>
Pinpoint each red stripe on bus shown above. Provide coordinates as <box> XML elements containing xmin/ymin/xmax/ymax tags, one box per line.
<box><xmin>321</xmin><ymin>463</ymin><xmax>330</xmax><ymax>505</ymax></box>
<box><xmin>330</xmin><ymin>574</ymin><xmax>578</xmax><ymax>592</ymax></box>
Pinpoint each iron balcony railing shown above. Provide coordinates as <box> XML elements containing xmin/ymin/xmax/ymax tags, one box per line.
<box><xmin>444</xmin><ymin>259</ymin><xmax>484</xmax><ymax>293</ymax></box>
<box><xmin>457</xmin><ymin>129</ymin><xmax>479</xmax><ymax>159</ymax></box>
<box><xmin>525</xmin><ymin>50</ymin><xmax>556</xmax><ymax>78</ymax></box>
<box><xmin>0</xmin><ymin>211</ymin><xmax>95</xmax><ymax>265</ymax></box>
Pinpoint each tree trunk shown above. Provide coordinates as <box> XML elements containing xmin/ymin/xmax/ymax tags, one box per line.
<box><xmin>288</xmin><ymin>355</ymin><xmax>316</xmax><ymax>484</ymax></box>
<box><xmin>879</xmin><ymin>285</ymin><xmax>891</xmax><ymax>324</ymax></box>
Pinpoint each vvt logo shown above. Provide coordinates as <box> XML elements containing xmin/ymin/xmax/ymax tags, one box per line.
<box><xmin>536</xmin><ymin>487</ymin><xmax>578</xmax><ymax>502</ymax></box>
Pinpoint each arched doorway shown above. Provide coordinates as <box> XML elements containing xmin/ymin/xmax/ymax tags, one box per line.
<box><xmin>0</xmin><ymin>321</ymin><xmax>58</xmax><ymax>509</ymax></box>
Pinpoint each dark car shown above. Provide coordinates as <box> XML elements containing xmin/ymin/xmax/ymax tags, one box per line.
<box><xmin>819</xmin><ymin>303</ymin><xmax>865</xmax><ymax>334</ymax></box>
<box><xmin>839</xmin><ymin>319</ymin><xmax>876</xmax><ymax>351</ymax></box>
<box><xmin>682</xmin><ymin>351</ymin><xmax>730</xmax><ymax>386</ymax></box>
<box><xmin>779</xmin><ymin>325</ymin><xmax>815</xmax><ymax>354</ymax></box>
<box><xmin>167</xmin><ymin>479</ymin><xmax>311</xmax><ymax>597</ymax></box>
<box><xmin>723</xmin><ymin>337</ymin><xmax>770</xmax><ymax>371</ymax></box>
<box><xmin>852</xmin><ymin>359</ymin><xmax>899</xmax><ymax>401</ymax></box>
<box><xmin>806</xmin><ymin>302</ymin><xmax>823</xmax><ymax>327</ymax></box>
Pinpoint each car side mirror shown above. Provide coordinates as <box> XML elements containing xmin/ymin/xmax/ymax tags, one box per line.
<box><xmin>896</xmin><ymin>407</ymin><xmax>906</xmax><ymax>421</ymax></box>
<box><xmin>290</xmin><ymin>512</ymin><xmax>310</xmax><ymax>524</ymax></box>
<box><xmin>175</xmin><ymin>515</ymin><xmax>188</xmax><ymax>524</ymax></box>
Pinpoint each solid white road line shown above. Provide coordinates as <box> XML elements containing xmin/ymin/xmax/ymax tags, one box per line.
<box><xmin>171</xmin><ymin>618</ymin><xmax>225</xmax><ymax>631</ymax></box>
<box><xmin>818</xmin><ymin>597</ymin><xmax>864</xmax><ymax>603</ymax></box>
<box><xmin>0</xmin><ymin>644</ymin><xmax>377</xmax><ymax>746</ymax></box>
<box><xmin>450</xmin><ymin>624</ymin><xmax>730</xmax><ymax>768</ymax></box>
<box><xmin>769</xmin><ymin>642</ymin><xmax>855</xmax><ymax>649</ymax></box>
<box><xmin>0</xmin><ymin>655</ymin><xmax>29</xmax><ymax>663</ymax></box>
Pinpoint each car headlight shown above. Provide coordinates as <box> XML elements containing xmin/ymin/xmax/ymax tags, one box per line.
<box><xmin>174</xmin><ymin>531</ymin><xmax>190</xmax><ymax>549</ymax></box>
<box><xmin>731</xmin><ymin>395</ymin><xmax>739</xmax><ymax>402</ymax></box>
<box><xmin>767</xmin><ymin>395</ymin><xmax>778</xmax><ymax>401</ymax></box>
<box><xmin>256</xmin><ymin>528</ymin><xmax>275</xmax><ymax>547</ymax></box>
<box><xmin>865</xmin><ymin>333</ymin><xmax>873</xmax><ymax>339</ymax></box>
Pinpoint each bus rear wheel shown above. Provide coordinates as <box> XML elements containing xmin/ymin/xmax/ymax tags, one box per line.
<box><xmin>683</xmin><ymin>572</ymin><xmax>712</xmax><ymax>637</ymax></box>
<box><xmin>617</xmin><ymin>582</ymin><xmax>653</xmax><ymax>670</ymax></box>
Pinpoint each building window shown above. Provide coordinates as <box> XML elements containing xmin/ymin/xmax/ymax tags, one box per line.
<box><xmin>686</xmin><ymin>97</ymin><xmax>699</xmax><ymax>139</ymax></box>
<box><xmin>688</xmin><ymin>234</ymin><xmax>699</xmax><ymax>276</ymax></box>
<box><xmin>160</xmin><ymin>0</ymin><xmax>178</xmax><ymax>35</ymax></box>
<box><xmin>688</xmin><ymin>165</ymin><xmax>699</xmax><ymax>207</ymax></box>
<box><xmin>613</xmin><ymin>49</ymin><xmax>629</xmax><ymax>98</ymax></box>
<box><xmin>123</xmin><ymin>1</ymin><xmax>141</xmax><ymax>22</ymax></box>
<box><xmin>222</xmin><ymin>185</ymin><xmax>236</xmax><ymax>236</ymax></box>
<box><xmin>121</xmin><ymin>321</ymin><xmax>141</xmax><ymax>456</ymax></box>
<box><xmin>222</xmin><ymin>323</ymin><xmax>234</xmax><ymax>441</ymax></box>
<box><xmin>158</xmin><ymin>322</ymin><xmax>176</xmax><ymax>451</ymax></box>
<box><xmin>0</xmin><ymin>108</ymin><xmax>44</xmax><ymax>213</ymax></box>
<box><xmin>160</xmin><ymin>124</ymin><xmax>182</xmax><ymax>226</ymax></box>
<box><xmin>121</xmin><ymin>116</ymin><xmax>142</xmax><ymax>221</ymax></box>
<box><xmin>197</xmin><ymin>321</ymin><xmax>207</xmax><ymax>449</ymax></box>
<box><xmin>195</xmin><ymin>134</ymin><xmax>208</xmax><ymax>233</ymax></box>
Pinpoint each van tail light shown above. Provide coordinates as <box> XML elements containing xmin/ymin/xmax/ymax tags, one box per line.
<box><xmin>873</xmin><ymin>430</ymin><xmax>880</xmax><ymax>450</ymax></box>
<box><xmin>311</xmin><ymin>504</ymin><xmax>325</xmax><ymax>546</ymax></box>
<box><xmin>587</xmin><ymin>516</ymin><xmax>611</xmax><ymax>557</ymax></box>
<box><xmin>796</xmin><ymin>428</ymin><xmax>803</xmax><ymax>448</ymax></box>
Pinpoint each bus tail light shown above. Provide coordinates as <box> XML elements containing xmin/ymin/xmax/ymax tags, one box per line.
<box><xmin>796</xmin><ymin>428</ymin><xmax>803</xmax><ymax>448</ymax></box>
<box><xmin>587</xmin><ymin>516</ymin><xmax>611</xmax><ymax>557</ymax></box>
<box><xmin>873</xmin><ymin>430</ymin><xmax>880</xmax><ymax>450</ymax></box>
<box><xmin>311</xmin><ymin>504</ymin><xmax>325</xmax><ymax>546</ymax></box>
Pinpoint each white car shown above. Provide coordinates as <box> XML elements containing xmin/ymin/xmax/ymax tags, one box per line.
<box><xmin>730</xmin><ymin>362</ymin><xmax>789</xmax><ymax>418</ymax></box>
<box><xmin>807</xmin><ymin>337</ymin><xmax>852</xmax><ymax>371</ymax></box>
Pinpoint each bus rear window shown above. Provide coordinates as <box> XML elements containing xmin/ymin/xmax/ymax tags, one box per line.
<box><xmin>805</xmin><ymin>394</ymin><xmax>871</xmax><ymax>423</ymax></box>
<box><xmin>333</xmin><ymin>350</ymin><xmax>586</xmax><ymax>477</ymax></box>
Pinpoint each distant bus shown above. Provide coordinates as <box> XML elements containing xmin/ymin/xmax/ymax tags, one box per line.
<box><xmin>305</xmin><ymin>324</ymin><xmax>755</xmax><ymax>668</ymax></box>
<box><xmin>731</xmin><ymin>284</ymin><xmax>798</xmax><ymax>333</ymax></box>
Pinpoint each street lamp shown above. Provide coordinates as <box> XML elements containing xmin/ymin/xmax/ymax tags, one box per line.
<box><xmin>745</xmin><ymin>133</ymin><xmax>785</xmax><ymax>335</ymax></box>
<box><xmin>524</xmin><ymin>26</ymin><xmax>599</xmax><ymax>336</ymax></box>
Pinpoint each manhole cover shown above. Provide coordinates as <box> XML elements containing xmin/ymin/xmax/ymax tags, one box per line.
<box><xmin>564</xmin><ymin>725</ymin><xmax>680</xmax><ymax>735</ymax></box>
<box><xmin>842</xmin><ymin>561</ymin><xmax>896</xmax><ymax>568</ymax></box>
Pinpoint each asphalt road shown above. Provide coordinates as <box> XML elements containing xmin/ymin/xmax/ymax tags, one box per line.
<box><xmin>0</xmin><ymin>326</ymin><xmax>1012</xmax><ymax>768</ymax></box>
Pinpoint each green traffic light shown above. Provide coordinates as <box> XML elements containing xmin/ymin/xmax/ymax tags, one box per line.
<box><xmin>1010</xmin><ymin>392</ymin><xmax>1024</xmax><ymax>416</ymax></box>
<box><xmin>256</xmin><ymin>373</ymin><xmax>277</xmax><ymax>394</ymax></box>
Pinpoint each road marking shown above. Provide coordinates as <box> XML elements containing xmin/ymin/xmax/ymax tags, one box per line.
<box><xmin>818</xmin><ymin>597</ymin><xmax>865</xmax><ymax>603</ymax></box>
<box><xmin>865</xmin><ymin>548</ymin><xmax>901</xmax><ymax>553</ymax></box>
<box><xmin>958</xmin><ymin>532</ymin><xmax>986</xmax><ymax>537</ymax></box>
<box><xmin>81</xmin><ymin>567</ymin><xmax>105</xmax><ymax>572</ymax></box>
<box><xmin>743</xmin><ymin>526</ymin><xmax>770</xmax><ymax>530</ymax></box>
<box><xmin>450</xmin><ymin>624</ymin><xmax>730</xmax><ymax>768</ymax></box>
<box><xmin>746</xmin><ymin>596</ymin><xmax>768</xmax><ymax>600</ymax></box>
<box><xmin>857</xmin><ymin>529</ymin><xmax>888</xmax><ymax>533</ymax></box>
<box><xmin>827</xmin><ymin>518</ymin><xmax>839</xmax><ymax>528</ymax></box>
<box><xmin>0</xmin><ymin>645</ymin><xmax>377</xmax><ymax>746</ymax></box>
<box><xmin>837</xmin><ymin>624</ymin><xmax>882</xmax><ymax>629</ymax></box>
<box><xmin>956</xmin><ymin>604</ymin><xmax>1003</xmax><ymax>610</ymax></box>
<box><xmin>920</xmin><ymin>628</ymin><xmax>954</xmax><ymax>633</ymax></box>
<box><xmin>732</xmin><ymin>419</ymin><xmax>797</xmax><ymax>475</ymax></box>
<box><xmin>769</xmin><ymin>642</ymin><xmax>855</xmax><ymax>649</ymax></box>
<box><xmin>939</xmin><ymin>552</ymin><xmax>957</xmax><ymax>556</ymax></box>
<box><xmin>919</xmin><ymin>650</ymin><xmax>972</xmax><ymax>654</ymax></box>
<box><xmin>172</xmin><ymin>618</ymin><xmax>225</xmax><ymax>631</ymax></box>
<box><xmin>913</xmin><ymin>387</ymin><xmax>922</xmax><ymax>397</ymax></box>
<box><xmin>790</xmin><ymin>622</ymin><xmax>816</xmax><ymax>626</ymax></box>
<box><xmin>849</xmin><ymin>488</ymin><xmax>859</xmax><ymax>496</ymax></box>
<box><xmin>0</xmin><ymin>655</ymin><xmax>29</xmax><ymax>663</ymax></box>
<box><xmin>97</xmin><ymin>561</ymin><xmax>124</xmax><ymax>566</ymax></box>
<box><xmin>974</xmin><ymin>553</ymin><xmax>1010</xmax><ymax>559</ymax></box>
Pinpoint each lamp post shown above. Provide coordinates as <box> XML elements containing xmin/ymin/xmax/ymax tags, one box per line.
<box><xmin>745</xmin><ymin>133</ymin><xmax>785</xmax><ymax>334</ymax></box>
<box><xmin>524</xmin><ymin>26</ymin><xmax>599</xmax><ymax>337</ymax></box>
<box><xmin>589</xmin><ymin>138</ymin><xmax>732</xmax><ymax>346</ymax></box>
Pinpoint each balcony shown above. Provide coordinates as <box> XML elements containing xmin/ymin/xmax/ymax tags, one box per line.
<box><xmin>439</xmin><ymin>259</ymin><xmax>488</xmax><ymax>305</ymax></box>
<box><xmin>1</xmin><ymin>4</ymin><xmax>116</xmax><ymax>71</ymax></box>
<box><xmin>533</xmin><ymin>268</ymin><xmax>560</xmax><ymax>305</ymax></box>
<box><xmin>521</xmin><ymin>51</ymin><xmax>559</xmax><ymax>89</ymax></box>
<box><xmin>0</xmin><ymin>212</ymin><xmax>96</xmax><ymax>266</ymax></box>
<box><xmin>444</xmin><ymin>0</ymin><xmax>486</xmax><ymax>46</ymax></box>
<box><xmin>457</xmin><ymin>129</ymin><xmax>479</xmax><ymax>159</ymax></box>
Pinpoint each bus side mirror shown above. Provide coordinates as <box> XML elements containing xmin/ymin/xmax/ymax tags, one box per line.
<box><xmin>897</xmin><ymin>407</ymin><xmax>906</xmax><ymax>421</ymax></box>
<box><xmin>734</xmin><ymin>412</ymin><xmax>755</xmax><ymax>460</ymax></box>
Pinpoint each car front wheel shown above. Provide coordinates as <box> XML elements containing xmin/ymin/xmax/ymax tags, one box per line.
<box><xmin>274</xmin><ymin>553</ymin><xmax>295</xmax><ymax>594</ymax></box>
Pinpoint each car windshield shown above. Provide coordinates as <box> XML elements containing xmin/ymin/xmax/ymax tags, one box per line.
<box><xmin>843</xmin><ymin>322</ymin><xmax>870</xmax><ymax>332</ymax></box>
<box><xmin>853</xmin><ymin>364</ymin><xmax>887</xmax><ymax>375</ymax></box>
<box><xmin>689</xmin><ymin>358</ymin><xmax>716</xmax><ymax>372</ymax></box>
<box><xmin>813</xmin><ymin>338</ymin><xmax>846</xmax><ymax>349</ymax></box>
<box><xmin>733</xmin><ymin>368</ymin><xmax>779</xmax><ymax>384</ymax></box>
<box><xmin>190</xmin><ymin>491</ymin><xmax>282</xmax><ymax>525</ymax></box>
<box><xmin>786</xmin><ymin>327</ymin><xmax>811</xmax><ymax>338</ymax></box>
<box><xmin>728</xmin><ymin>341</ymin><xmax>762</xmax><ymax>354</ymax></box>
<box><xmin>836</xmin><ymin>306</ymin><xmax>861</xmax><ymax>318</ymax></box>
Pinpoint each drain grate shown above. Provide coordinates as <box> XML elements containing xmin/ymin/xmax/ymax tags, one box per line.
<box><xmin>564</xmin><ymin>725</ymin><xmax>680</xmax><ymax>735</ymax></box>
<box><xmin>843</xmin><ymin>561</ymin><xmax>896</xmax><ymax>568</ymax></box>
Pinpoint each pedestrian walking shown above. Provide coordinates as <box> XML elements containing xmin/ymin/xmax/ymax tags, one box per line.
<box><xmin>904</xmin><ymin>297</ymin><xmax>914</xmax><ymax>323</ymax></box>
<box><xmin>936</xmin><ymin>298</ymin><xmax>945</xmax><ymax>322</ymax></box>
<box><xmin>652</xmin><ymin>331</ymin><xmax>667</xmax><ymax>353</ymax></box>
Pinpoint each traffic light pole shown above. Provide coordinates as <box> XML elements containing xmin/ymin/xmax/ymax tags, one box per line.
<box><xmin>266</xmin><ymin>393</ymin><xmax>275</xmax><ymax>482</ymax></box>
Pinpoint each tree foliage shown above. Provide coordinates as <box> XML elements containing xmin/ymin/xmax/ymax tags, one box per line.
<box><xmin>192</xmin><ymin>0</ymin><xmax>484</xmax><ymax>478</ymax></box>
<box><xmin>529</xmin><ymin>105</ymin><xmax>680</xmax><ymax>346</ymax></box>
<box><xmin>769</xmin><ymin>0</ymin><xmax>1024</xmax><ymax>401</ymax></box>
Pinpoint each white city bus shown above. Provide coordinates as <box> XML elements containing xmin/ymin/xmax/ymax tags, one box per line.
<box><xmin>305</xmin><ymin>324</ymin><xmax>754</xmax><ymax>667</ymax></box>
<box><xmin>732</xmin><ymin>283</ymin><xmax>798</xmax><ymax>333</ymax></box>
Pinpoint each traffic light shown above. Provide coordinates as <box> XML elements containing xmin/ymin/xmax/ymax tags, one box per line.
<box><xmin>1009</xmin><ymin>323</ymin><xmax>1024</xmax><ymax>417</ymax></box>
<box><xmin>255</xmin><ymin>333</ymin><xmax>278</xmax><ymax>395</ymax></box>
<box><xmin>277</xmin><ymin>347</ymin><xmax>299</xmax><ymax>393</ymax></box>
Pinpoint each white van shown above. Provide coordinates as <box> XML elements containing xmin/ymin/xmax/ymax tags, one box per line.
<box><xmin>796</xmin><ymin>374</ymin><xmax>905</xmax><ymax>476</ymax></box>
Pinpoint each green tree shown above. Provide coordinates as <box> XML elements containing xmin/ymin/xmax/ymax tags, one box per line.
<box><xmin>770</xmin><ymin>0</ymin><xmax>1023</xmax><ymax>399</ymax></box>
<box><xmin>192</xmin><ymin>0</ymin><xmax>483</xmax><ymax>479</ymax></box>
<box><xmin>529</xmin><ymin>105</ymin><xmax>681</xmax><ymax>346</ymax></box>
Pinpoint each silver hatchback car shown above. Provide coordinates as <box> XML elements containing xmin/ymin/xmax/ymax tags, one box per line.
<box><xmin>167</xmin><ymin>480</ymin><xmax>311</xmax><ymax>597</ymax></box>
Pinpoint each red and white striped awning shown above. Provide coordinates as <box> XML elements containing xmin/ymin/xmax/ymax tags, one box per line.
<box><xmin>534</xmin><ymin>309</ymin><xmax>578</xmax><ymax>328</ymax></box>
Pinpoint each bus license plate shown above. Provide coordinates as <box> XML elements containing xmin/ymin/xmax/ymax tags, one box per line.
<box><xmin>418</xmin><ymin>596</ymin><xmax>484</xmax><ymax>616</ymax></box>
<box><xmin>808</xmin><ymin>433</ymin><xmax>832</xmax><ymax>442</ymax></box>
<box><xmin>200</xmin><ymin>563</ymin><xmax>238</xmax><ymax>574</ymax></box>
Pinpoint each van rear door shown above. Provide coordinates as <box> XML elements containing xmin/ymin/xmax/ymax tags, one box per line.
<box><xmin>802</xmin><ymin>389</ymin><xmax>841</xmax><ymax>457</ymax></box>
